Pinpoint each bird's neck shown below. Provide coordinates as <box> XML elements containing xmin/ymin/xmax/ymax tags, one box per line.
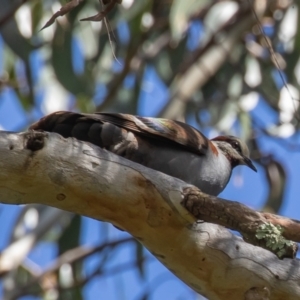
<box><xmin>194</xmin><ymin>141</ymin><xmax>232</xmax><ymax>195</ymax></box>
<box><xmin>212</xmin><ymin>141</ymin><xmax>237</xmax><ymax>169</ymax></box>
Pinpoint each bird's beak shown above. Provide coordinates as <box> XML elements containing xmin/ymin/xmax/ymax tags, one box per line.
<box><xmin>242</xmin><ymin>156</ymin><xmax>257</xmax><ymax>172</ymax></box>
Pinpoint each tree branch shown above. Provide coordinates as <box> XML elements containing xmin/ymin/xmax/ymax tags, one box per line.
<box><xmin>182</xmin><ymin>187</ymin><xmax>298</xmax><ymax>259</ymax></box>
<box><xmin>0</xmin><ymin>131</ymin><xmax>299</xmax><ymax>300</ymax></box>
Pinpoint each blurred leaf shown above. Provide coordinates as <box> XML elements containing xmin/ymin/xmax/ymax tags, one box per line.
<box><xmin>154</xmin><ymin>35</ymin><xmax>188</xmax><ymax>85</ymax></box>
<box><xmin>68</xmin><ymin>0</ymin><xmax>91</xmax><ymax>24</ymax></box>
<box><xmin>264</xmin><ymin>157</ymin><xmax>286</xmax><ymax>213</ymax></box>
<box><xmin>170</xmin><ymin>0</ymin><xmax>210</xmax><ymax>42</ymax></box>
<box><xmin>80</xmin><ymin>0</ymin><xmax>121</xmax><ymax>22</ymax></box>
<box><xmin>227</xmin><ymin>73</ymin><xmax>242</xmax><ymax>99</ymax></box>
<box><xmin>121</xmin><ymin>0</ymin><xmax>150</xmax><ymax>25</ymax></box>
<box><xmin>108</xmin><ymin>85</ymin><xmax>139</xmax><ymax>113</ymax></box>
<box><xmin>58</xmin><ymin>215</ymin><xmax>83</xmax><ymax>300</ymax></box>
<box><xmin>0</xmin><ymin>0</ymin><xmax>39</xmax><ymax>61</ymax></box>
<box><xmin>15</xmin><ymin>59</ymin><xmax>35</xmax><ymax>110</ymax></box>
<box><xmin>134</xmin><ymin>240</ymin><xmax>145</xmax><ymax>278</ymax></box>
<box><xmin>0</xmin><ymin>0</ymin><xmax>40</xmax><ymax>110</ymax></box>
<box><xmin>0</xmin><ymin>18</ymin><xmax>36</xmax><ymax>62</ymax></box>
<box><xmin>138</xmin><ymin>294</ymin><xmax>149</xmax><ymax>300</ymax></box>
<box><xmin>260</xmin><ymin>63</ymin><xmax>280</xmax><ymax>108</ymax></box>
<box><xmin>88</xmin><ymin>26</ymin><xmax>110</xmax><ymax>63</ymax></box>
<box><xmin>239</xmin><ymin>111</ymin><xmax>252</xmax><ymax>141</ymax></box>
<box><xmin>282</xmin><ymin>8</ymin><xmax>300</xmax><ymax>85</ymax></box>
<box><xmin>168</xmin><ymin>36</ymin><xmax>187</xmax><ymax>76</ymax></box>
<box><xmin>154</xmin><ymin>51</ymin><xmax>173</xmax><ymax>83</ymax></box>
<box><xmin>31</xmin><ymin>1</ymin><xmax>43</xmax><ymax>33</ymax></box>
<box><xmin>51</xmin><ymin>23</ymin><xmax>94</xmax><ymax>97</ymax></box>
<box><xmin>126</xmin><ymin>0</ymin><xmax>150</xmax><ymax>35</ymax></box>
<box><xmin>133</xmin><ymin>63</ymin><xmax>144</xmax><ymax>104</ymax></box>
<box><xmin>58</xmin><ymin>215</ymin><xmax>81</xmax><ymax>254</ymax></box>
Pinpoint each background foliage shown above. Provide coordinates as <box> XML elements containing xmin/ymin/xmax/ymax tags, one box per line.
<box><xmin>0</xmin><ymin>0</ymin><xmax>299</xmax><ymax>299</ymax></box>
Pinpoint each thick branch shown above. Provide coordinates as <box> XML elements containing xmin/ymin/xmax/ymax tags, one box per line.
<box><xmin>0</xmin><ymin>131</ymin><xmax>299</xmax><ymax>300</ymax></box>
<box><xmin>182</xmin><ymin>187</ymin><xmax>299</xmax><ymax>259</ymax></box>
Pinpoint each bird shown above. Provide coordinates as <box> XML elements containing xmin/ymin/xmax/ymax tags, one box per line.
<box><xmin>29</xmin><ymin>111</ymin><xmax>257</xmax><ymax>196</ymax></box>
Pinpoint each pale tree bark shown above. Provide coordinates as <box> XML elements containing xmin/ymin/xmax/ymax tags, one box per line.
<box><xmin>0</xmin><ymin>131</ymin><xmax>299</xmax><ymax>300</ymax></box>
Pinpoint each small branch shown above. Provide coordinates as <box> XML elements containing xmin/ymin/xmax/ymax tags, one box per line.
<box><xmin>7</xmin><ymin>237</ymin><xmax>134</xmax><ymax>299</ymax></box>
<box><xmin>181</xmin><ymin>187</ymin><xmax>298</xmax><ymax>259</ymax></box>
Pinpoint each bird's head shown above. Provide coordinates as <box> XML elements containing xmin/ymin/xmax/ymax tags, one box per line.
<box><xmin>211</xmin><ymin>135</ymin><xmax>257</xmax><ymax>172</ymax></box>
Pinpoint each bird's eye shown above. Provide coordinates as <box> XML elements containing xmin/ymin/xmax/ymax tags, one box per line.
<box><xmin>230</xmin><ymin>140</ymin><xmax>242</xmax><ymax>153</ymax></box>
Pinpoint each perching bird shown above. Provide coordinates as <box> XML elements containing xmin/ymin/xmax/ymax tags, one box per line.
<box><xmin>30</xmin><ymin>111</ymin><xmax>257</xmax><ymax>196</ymax></box>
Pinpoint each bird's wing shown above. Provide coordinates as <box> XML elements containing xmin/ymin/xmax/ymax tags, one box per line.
<box><xmin>30</xmin><ymin>111</ymin><xmax>208</xmax><ymax>155</ymax></box>
<box><xmin>93</xmin><ymin>113</ymin><xmax>208</xmax><ymax>155</ymax></box>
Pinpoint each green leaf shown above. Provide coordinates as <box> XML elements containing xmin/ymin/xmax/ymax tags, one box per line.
<box><xmin>58</xmin><ymin>215</ymin><xmax>83</xmax><ymax>300</ymax></box>
<box><xmin>134</xmin><ymin>240</ymin><xmax>145</xmax><ymax>278</ymax></box>
<box><xmin>51</xmin><ymin>23</ymin><xmax>94</xmax><ymax>97</ymax></box>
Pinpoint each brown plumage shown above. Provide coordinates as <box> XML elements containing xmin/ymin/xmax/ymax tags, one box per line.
<box><xmin>30</xmin><ymin>111</ymin><xmax>256</xmax><ymax>195</ymax></box>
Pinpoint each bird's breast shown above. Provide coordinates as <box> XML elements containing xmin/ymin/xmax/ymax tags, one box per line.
<box><xmin>192</xmin><ymin>151</ymin><xmax>232</xmax><ymax>196</ymax></box>
<box><xmin>133</xmin><ymin>139</ymin><xmax>232</xmax><ymax>196</ymax></box>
